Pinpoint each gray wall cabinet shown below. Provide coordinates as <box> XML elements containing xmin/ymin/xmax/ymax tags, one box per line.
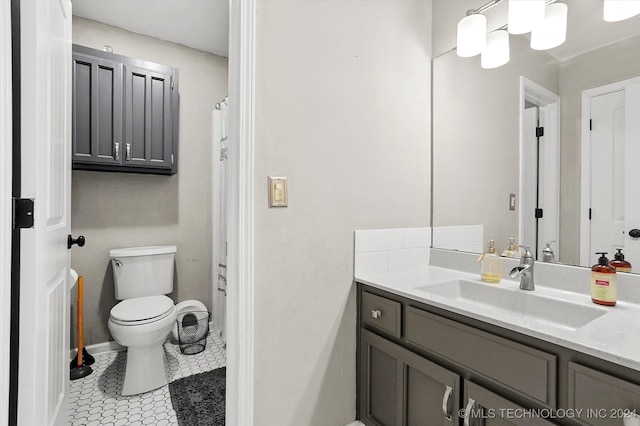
<box><xmin>72</xmin><ymin>44</ymin><xmax>179</xmax><ymax>175</ymax></box>
<box><xmin>357</xmin><ymin>284</ymin><xmax>640</xmax><ymax>426</ymax></box>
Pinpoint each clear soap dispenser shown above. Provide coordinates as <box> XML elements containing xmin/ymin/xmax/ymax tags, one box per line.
<box><xmin>479</xmin><ymin>240</ymin><xmax>502</xmax><ymax>283</ymax></box>
<box><xmin>501</xmin><ymin>237</ymin><xmax>520</xmax><ymax>258</ymax></box>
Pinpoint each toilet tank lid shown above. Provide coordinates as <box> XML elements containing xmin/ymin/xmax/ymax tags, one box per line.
<box><xmin>110</xmin><ymin>245</ymin><xmax>177</xmax><ymax>258</ymax></box>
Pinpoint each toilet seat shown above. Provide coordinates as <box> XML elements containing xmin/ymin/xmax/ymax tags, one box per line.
<box><xmin>110</xmin><ymin>295</ymin><xmax>175</xmax><ymax>326</ymax></box>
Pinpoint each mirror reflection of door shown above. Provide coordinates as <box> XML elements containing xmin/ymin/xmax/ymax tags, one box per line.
<box><xmin>520</xmin><ymin>78</ymin><xmax>560</xmax><ymax>261</ymax></box>
<box><xmin>583</xmin><ymin>78</ymin><xmax>640</xmax><ymax>268</ymax></box>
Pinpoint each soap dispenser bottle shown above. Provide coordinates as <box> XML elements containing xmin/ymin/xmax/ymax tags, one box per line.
<box><xmin>591</xmin><ymin>252</ymin><xmax>617</xmax><ymax>306</ymax></box>
<box><xmin>501</xmin><ymin>237</ymin><xmax>520</xmax><ymax>258</ymax></box>
<box><xmin>479</xmin><ymin>240</ymin><xmax>502</xmax><ymax>283</ymax></box>
<box><xmin>610</xmin><ymin>248</ymin><xmax>632</xmax><ymax>273</ymax></box>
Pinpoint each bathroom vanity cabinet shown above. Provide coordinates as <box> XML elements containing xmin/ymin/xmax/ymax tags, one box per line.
<box><xmin>357</xmin><ymin>283</ymin><xmax>640</xmax><ymax>426</ymax></box>
<box><xmin>72</xmin><ymin>44</ymin><xmax>179</xmax><ymax>175</ymax></box>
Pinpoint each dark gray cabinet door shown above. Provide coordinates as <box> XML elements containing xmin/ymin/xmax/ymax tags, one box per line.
<box><xmin>124</xmin><ymin>64</ymin><xmax>174</xmax><ymax>170</ymax></box>
<box><xmin>72</xmin><ymin>52</ymin><xmax>123</xmax><ymax>165</ymax></box>
<box><xmin>463</xmin><ymin>381</ymin><xmax>556</xmax><ymax>426</ymax></box>
<box><xmin>360</xmin><ymin>329</ymin><xmax>460</xmax><ymax>426</ymax></box>
<box><xmin>568</xmin><ymin>362</ymin><xmax>640</xmax><ymax>426</ymax></box>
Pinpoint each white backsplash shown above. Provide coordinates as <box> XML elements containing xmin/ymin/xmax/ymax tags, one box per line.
<box><xmin>354</xmin><ymin>225</ymin><xmax>483</xmax><ymax>276</ymax></box>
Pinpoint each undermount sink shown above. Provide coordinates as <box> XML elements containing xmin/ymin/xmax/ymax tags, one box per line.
<box><xmin>417</xmin><ymin>279</ymin><xmax>609</xmax><ymax>331</ymax></box>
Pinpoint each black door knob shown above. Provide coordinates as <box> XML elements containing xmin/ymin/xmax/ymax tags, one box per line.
<box><xmin>68</xmin><ymin>235</ymin><xmax>86</xmax><ymax>249</ymax></box>
<box><xmin>630</xmin><ymin>229</ymin><xmax>640</xmax><ymax>238</ymax></box>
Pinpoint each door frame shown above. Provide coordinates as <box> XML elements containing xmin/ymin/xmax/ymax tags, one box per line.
<box><xmin>1</xmin><ymin>1</ymin><xmax>13</xmax><ymax>424</ymax></box>
<box><xmin>518</xmin><ymin>77</ymin><xmax>561</xmax><ymax>256</ymax></box>
<box><xmin>227</xmin><ymin>0</ymin><xmax>256</xmax><ymax>424</ymax></box>
<box><xmin>580</xmin><ymin>76</ymin><xmax>640</xmax><ymax>266</ymax></box>
<box><xmin>3</xmin><ymin>1</ymin><xmax>257</xmax><ymax>423</ymax></box>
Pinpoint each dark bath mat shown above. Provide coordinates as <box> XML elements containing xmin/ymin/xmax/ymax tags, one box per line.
<box><xmin>169</xmin><ymin>367</ymin><xmax>226</xmax><ymax>425</ymax></box>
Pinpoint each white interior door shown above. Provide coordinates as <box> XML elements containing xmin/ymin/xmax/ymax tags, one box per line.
<box><xmin>18</xmin><ymin>1</ymin><xmax>72</xmax><ymax>425</ymax></box>
<box><xmin>589</xmin><ymin>90</ymin><xmax>625</xmax><ymax>266</ymax></box>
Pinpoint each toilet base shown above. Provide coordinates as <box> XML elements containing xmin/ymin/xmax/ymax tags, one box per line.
<box><xmin>121</xmin><ymin>343</ymin><xmax>168</xmax><ymax>396</ymax></box>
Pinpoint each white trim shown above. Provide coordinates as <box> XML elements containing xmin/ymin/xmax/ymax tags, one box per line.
<box><xmin>0</xmin><ymin>1</ymin><xmax>12</xmax><ymax>424</ymax></box>
<box><xmin>227</xmin><ymin>1</ymin><xmax>256</xmax><ymax>425</ymax></box>
<box><xmin>580</xmin><ymin>76</ymin><xmax>640</xmax><ymax>265</ymax></box>
<box><xmin>518</xmin><ymin>77</ymin><xmax>561</xmax><ymax>257</ymax></box>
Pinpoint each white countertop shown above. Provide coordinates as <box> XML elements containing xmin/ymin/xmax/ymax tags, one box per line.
<box><xmin>356</xmin><ymin>265</ymin><xmax>640</xmax><ymax>372</ymax></box>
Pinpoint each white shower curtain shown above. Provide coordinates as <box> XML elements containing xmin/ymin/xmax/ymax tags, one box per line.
<box><xmin>212</xmin><ymin>97</ymin><xmax>228</xmax><ymax>343</ymax></box>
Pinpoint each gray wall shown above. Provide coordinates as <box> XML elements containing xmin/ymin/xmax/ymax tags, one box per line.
<box><xmin>559</xmin><ymin>34</ymin><xmax>640</xmax><ymax>264</ymax></box>
<box><xmin>253</xmin><ymin>1</ymin><xmax>432</xmax><ymax>425</ymax></box>
<box><xmin>70</xmin><ymin>17</ymin><xmax>228</xmax><ymax>346</ymax></box>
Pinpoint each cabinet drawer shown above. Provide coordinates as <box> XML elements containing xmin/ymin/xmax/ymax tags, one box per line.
<box><xmin>568</xmin><ymin>362</ymin><xmax>640</xmax><ymax>426</ymax></box>
<box><xmin>406</xmin><ymin>306</ymin><xmax>556</xmax><ymax>408</ymax></box>
<box><xmin>361</xmin><ymin>292</ymin><xmax>402</xmax><ymax>338</ymax></box>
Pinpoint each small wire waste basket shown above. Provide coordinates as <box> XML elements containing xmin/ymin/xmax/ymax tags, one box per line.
<box><xmin>176</xmin><ymin>311</ymin><xmax>210</xmax><ymax>355</ymax></box>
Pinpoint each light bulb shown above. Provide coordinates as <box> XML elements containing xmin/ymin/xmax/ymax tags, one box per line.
<box><xmin>603</xmin><ymin>0</ymin><xmax>640</xmax><ymax>22</ymax></box>
<box><xmin>481</xmin><ymin>30</ymin><xmax>510</xmax><ymax>69</ymax></box>
<box><xmin>508</xmin><ymin>0</ymin><xmax>545</xmax><ymax>34</ymax></box>
<box><xmin>531</xmin><ymin>2</ymin><xmax>568</xmax><ymax>50</ymax></box>
<box><xmin>457</xmin><ymin>14</ymin><xmax>487</xmax><ymax>57</ymax></box>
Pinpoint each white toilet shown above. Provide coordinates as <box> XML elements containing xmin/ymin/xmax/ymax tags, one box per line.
<box><xmin>108</xmin><ymin>245</ymin><xmax>178</xmax><ymax>396</ymax></box>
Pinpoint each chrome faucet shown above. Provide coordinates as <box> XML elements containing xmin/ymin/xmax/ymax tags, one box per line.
<box><xmin>510</xmin><ymin>247</ymin><xmax>535</xmax><ymax>291</ymax></box>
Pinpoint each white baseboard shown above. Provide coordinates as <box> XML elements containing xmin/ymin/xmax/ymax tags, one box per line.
<box><xmin>346</xmin><ymin>422</ymin><xmax>365</xmax><ymax>426</ymax></box>
<box><xmin>70</xmin><ymin>320</ymin><xmax>220</xmax><ymax>359</ymax></box>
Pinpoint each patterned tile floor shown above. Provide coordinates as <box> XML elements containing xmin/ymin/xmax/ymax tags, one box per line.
<box><xmin>68</xmin><ymin>332</ymin><xmax>226</xmax><ymax>426</ymax></box>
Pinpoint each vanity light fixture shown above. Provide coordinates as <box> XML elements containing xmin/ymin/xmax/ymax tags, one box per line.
<box><xmin>457</xmin><ymin>12</ymin><xmax>487</xmax><ymax>57</ymax></box>
<box><xmin>603</xmin><ymin>0</ymin><xmax>640</xmax><ymax>22</ymax></box>
<box><xmin>508</xmin><ymin>0</ymin><xmax>546</xmax><ymax>34</ymax></box>
<box><xmin>530</xmin><ymin>2</ymin><xmax>568</xmax><ymax>50</ymax></box>
<box><xmin>481</xmin><ymin>30</ymin><xmax>510</xmax><ymax>69</ymax></box>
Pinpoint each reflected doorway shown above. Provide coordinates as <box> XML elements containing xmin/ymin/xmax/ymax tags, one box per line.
<box><xmin>519</xmin><ymin>77</ymin><xmax>561</xmax><ymax>260</ymax></box>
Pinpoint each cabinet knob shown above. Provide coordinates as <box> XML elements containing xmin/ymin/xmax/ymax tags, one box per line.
<box><xmin>630</xmin><ymin>229</ymin><xmax>640</xmax><ymax>238</ymax></box>
<box><xmin>371</xmin><ymin>309</ymin><xmax>382</xmax><ymax>319</ymax></box>
<box><xmin>442</xmin><ymin>385</ymin><xmax>453</xmax><ymax>421</ymax></box>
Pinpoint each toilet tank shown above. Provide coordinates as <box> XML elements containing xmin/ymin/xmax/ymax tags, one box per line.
<box><xmin>110</xmin><ymin>245</ymin><xmax>177</xmax><ymax>300</ymax></box>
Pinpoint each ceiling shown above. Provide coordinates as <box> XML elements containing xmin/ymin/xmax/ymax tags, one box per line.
<box><xmin>71</xmin><ymin>0</ymin><xmax>229</xmax><ymax>58</ymax></box>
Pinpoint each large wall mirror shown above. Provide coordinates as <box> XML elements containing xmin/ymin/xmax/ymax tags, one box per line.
<box><xmin>432</xmin><ymin>0</ymin><xmax>640</xmax><ymax>271</ymax></box>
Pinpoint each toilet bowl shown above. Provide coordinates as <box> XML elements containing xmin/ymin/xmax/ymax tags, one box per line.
<box><xmin>108</xmin><ymin>295</ymin><xmax>177</xmax><ymax>396</ymax></box>
<box><xmin>108</xmin><ymin>245</ymin><xmax>177</xmax><ymax>396</ymax></box>
<box><xmin>171</xmin><ymin>299</ymin><xmax>208</xmax><ymax>342</ymax></box>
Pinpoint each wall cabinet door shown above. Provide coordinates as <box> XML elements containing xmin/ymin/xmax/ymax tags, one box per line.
<box><xmin>463</xmin><ymin>381</ymin><xmax>556</xmax><ymax>426</ymax></box>
<box><xmin>123</xmin><ymin>64</ymin><xmax>174</xmax><ymax>170</ymax></box>
<box><xmin>72</xmin><ymin>52</ymin><xmax>123</xmax><ymax>166</ymax></box>
<box><xmin>72</xmin><ymin>44</ymin><xmax>178</xmax><ymax>175</ymax></box>
<box><xmin>360</xmin><ymin>329</ymin><xmax>460</xmax><ymax>426</ymax></box>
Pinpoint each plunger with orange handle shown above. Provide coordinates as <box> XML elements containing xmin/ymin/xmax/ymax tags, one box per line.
<box><xmin>70</xmin><ymin>276</ymin><xmax>93</xmax><ymax>380</ymax></box>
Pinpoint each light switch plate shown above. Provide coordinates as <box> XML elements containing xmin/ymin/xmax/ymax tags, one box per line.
<box><xmin>268</xmin><ymin>176</ymin><xmax>288</xmax><ymax>207</ymax></box>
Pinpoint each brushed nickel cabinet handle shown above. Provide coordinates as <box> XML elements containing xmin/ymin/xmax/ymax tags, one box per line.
<box><xmin>442</xmin><ymin>385</ymin><xmax>453</xmax><ymax>421</ymax></box>
<box><xmin>371</xmin><ymin>309</ymin><xmax>382</xmax><ymax>319</ymax></box>
<box><xmin>126</xmin><ymin>143</ymin><xmax>131</xmax><ymax>160</ymax></box>
<box><xmin>114</xmin><ymin>142</ymin><xmax>120</xmax><ymax>160</ymax></box>
<box><xmin>463</xmin><ymin>398</ymin><xmax>476</xmax><ymax>426</ymax></box>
